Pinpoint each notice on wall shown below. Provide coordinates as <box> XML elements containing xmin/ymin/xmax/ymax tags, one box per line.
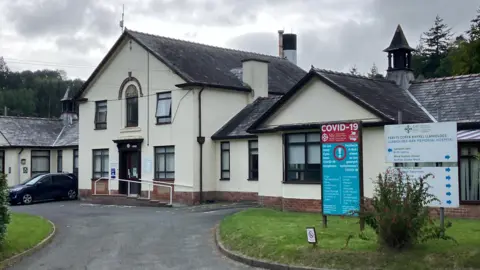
<box><xmin>321</xmin><ymin>122</ymin><xmax>361</xmax><ymax>216</ymax></box>
<box><xmin>143</xmin><ymin>158</ymin><xmax>153</xmax><ymax>174</ymax></box>
<box><xmin>384</xmin><ymin>122</ymin><xmax>458</xmax><ymax>163</ymax></box>
<box><xmin>386</xmin><ymin>166</ymin><xmax>459</xmax><ymax>208</ymax></box>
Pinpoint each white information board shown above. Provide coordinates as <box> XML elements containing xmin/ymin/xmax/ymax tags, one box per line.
<box><xmin>385</xmin><ymin>122</ymin><xmax>458</xmax><ymax>163</ymax></box>
<box><xmin>387</xmin><ymin>166</ymin><xmax>459</xmax><ymax>208</ymax></box>
<box><xmin>306</xmin><ymin>227</ymin><xmax>317</xmax><ymax>244</ymax></box>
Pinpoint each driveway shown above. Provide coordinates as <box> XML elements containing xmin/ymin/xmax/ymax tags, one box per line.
<box><xmin>8</xmin><ymin>201</ymin><xmax>258</xmax><ymax>270</ymax></box>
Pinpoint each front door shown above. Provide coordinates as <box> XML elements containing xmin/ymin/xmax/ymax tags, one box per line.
<box><xmin>125</xmin><ymin>151</ymin><xmax>141</xmax><ymax>196</ymax></box>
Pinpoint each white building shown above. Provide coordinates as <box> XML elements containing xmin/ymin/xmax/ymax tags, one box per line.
<box><xmin>0</xmin><ymin>89</ymin><xmax>78</xmax><ymax>186</ymax></box>
<box><xmin>75</xmin><ymin>26</ymin><xmax>480</xmax><ymax>217</ymax></box>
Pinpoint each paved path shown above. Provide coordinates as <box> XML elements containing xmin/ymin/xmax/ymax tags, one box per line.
<box><xmin>9</xmin><ymin>201</ymin><xmax>258</xmax><ymax>270</ymax></box>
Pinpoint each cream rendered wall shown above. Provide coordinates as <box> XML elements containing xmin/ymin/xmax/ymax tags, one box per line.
<box><xmin>265</xmin><ymin>78</ymin><xmax>381</xmax><ymax>127</ymax></box>
<box><xmin>215</xmin><ymin>139</ymin><xmax>259</xmax><ymax>193</ymax></box>
<box><xmin>256</xmin><ymin>77</ymin><xmax>389</xmax><ymax>201</ymax></box>
<box><xmin>201</xmin><ymin>89</ymin><xmax>249</xmax><ymax>192</ymax></box>
<box><xmin>3</xmin><ymin>148</ymin><xmax>75</xmax><ymax>186</ymax></box>
<box><xmin>79</xmin><ymin>37</ymin><xmax>198</xmax><ymax>193</ymax></box>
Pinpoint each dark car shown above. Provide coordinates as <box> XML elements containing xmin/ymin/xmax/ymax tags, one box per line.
<box><xmin>8</xmin><ymin>173</ymin><xmax>78</xmax><ymax>205</ymax></box>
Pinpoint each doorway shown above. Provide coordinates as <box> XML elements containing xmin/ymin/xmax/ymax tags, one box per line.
<box><xmin>115</xmin><ymin>139</ymin><xmax>143</xmax><ymax>197</ymax></box>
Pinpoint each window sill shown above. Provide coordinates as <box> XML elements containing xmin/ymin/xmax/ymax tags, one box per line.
<box><xmin>156</xmin><ymin>122</ymin><xmax>172</xmax><ymax>126</ymax></box>
<box><xmin>91</xmin><ymin>178</ymin><xmax>109</xmax><ymax>181</ymax></box>
<box><xmin>120</xmin><ymin>126</ymin><xmax>142</xmax><ymax>133</ymax></box>
<box><xmin>153</xmin><ymin>178</ymin><xmax>175</xmax><ymax>182</ymax></box>
<box><xmin>460</xmin><ymin>201</ymin><xmax>480</xmax><ymax>205</ymax></box>
<box><xmin>282</xmin><ymin>181</ymin><xmax>321</xmax><ymax>185</ymax></box>
<box><xmin>94</xmin><ymin>128</ymin><xmax>107</xmax><ymax>130</ymax></box>
<box><xmin>247</xmin><ymin>178</ymin><xmax>258</xmax><ymax>181</ymax></box>
<box><xmin>219</xmin><ymin>178</ymin><xmax>230</xmax><ymax>181</ymax></box>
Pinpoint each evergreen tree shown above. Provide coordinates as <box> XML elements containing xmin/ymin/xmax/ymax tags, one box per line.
<box><xmin>367</xmin><ymin>63</ymin><xmax>384</xmax><ymax>79</ymax></box>
<box><xmin>422</xmin><ymin>15</ymin><xmax>452</xmax><ymax>57</ymax></box>
<box><xmin>349</xmin><ymin>65</ymin><xmax>359</xmax><ymax>75</ymax></box>
<box><xmin>467</xmin><ymin>6</ymin><xmax>480</xmax><ymax>41</ymax></box>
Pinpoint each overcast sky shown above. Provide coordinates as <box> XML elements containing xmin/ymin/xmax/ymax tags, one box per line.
<box><xmin>1</xmin><ymin>0</ymin><xmax>478</xmax><ymax>80</ymax></box>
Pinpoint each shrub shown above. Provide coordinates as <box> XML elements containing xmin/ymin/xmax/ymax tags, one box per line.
<box><xmin>357</xmin><ymin>168</ymin><xmax>453</xmax><ymax>250</ymax></box>
<box><xmin>0</xmin><ymin>173</ymin><xmax>10</xmax><ymax>245</ymax></box>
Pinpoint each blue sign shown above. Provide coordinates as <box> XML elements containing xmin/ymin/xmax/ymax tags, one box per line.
<box><xmin>322</xmin><ymin>142</ymin><xmax>360</xmax><ymax>216</ymax></box>
<box><xmin>110</xmin><ymin>168</ymin><xmax>116</xmax><ymax>179</ymax></box>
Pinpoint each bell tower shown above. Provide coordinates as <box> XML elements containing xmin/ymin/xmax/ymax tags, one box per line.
<box><xmin>60</xmin><ymin>86</ymin><xmax>78</xmax><ymax>125</ymax></box>
<box><xmin>384</xmin><ymin>25</ymin><xmax>415</xmax><ymax>90</ymax></box>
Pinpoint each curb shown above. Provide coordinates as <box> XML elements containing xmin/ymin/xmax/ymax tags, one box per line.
<box><xmin>0</xmin><ymin>219</ymin><xmax>56</xmax><ymax>269</ymax></box>
<box><xmin>214</xmin><ymin>224</ymin><xmax>329</xmax><ymax>270</ymax></box>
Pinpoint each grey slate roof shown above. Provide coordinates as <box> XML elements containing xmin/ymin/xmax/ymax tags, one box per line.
<box><xmin>77</xmin><ymin>29</ymin><xmax>306</xmax><ymax>97</ymax></box>
<box><xmin>409</xmin><ymin>74</ymin><xmax>480</xmax><ymax>122</ymax></box>
<box><xmin>314</xmin><ymin>69</ymin><xmax>432</xmax><ymax>123</ymax></box>
<box><xmin>0</xmin><ymin>116</ymin><xmax>78</xmax><ymax>148</ymax></box>
<box><xmin>212</xmin><ymin>96</ymin><xmax>281</xmax><ymax>139</ymax></box>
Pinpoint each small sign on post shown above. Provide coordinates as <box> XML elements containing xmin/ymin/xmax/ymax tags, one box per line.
<box><xmin>306</xmin><ymin>227</ymin><xmax>317</xmax><ymax>247</ymax></box>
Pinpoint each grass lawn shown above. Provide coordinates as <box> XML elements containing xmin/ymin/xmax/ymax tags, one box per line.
<box><xmin>219</xmin><ymin>208</ymin><xmax>480</xmax><ymax>270</ymax></box>
<box><xmin>0</xmin><ymin>212</ymin><xmax>53</xmax><ymax>261</ymax></box>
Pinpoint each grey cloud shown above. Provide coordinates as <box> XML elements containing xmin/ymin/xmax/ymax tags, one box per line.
<box><xmin>226</xmin><ymin>0</ymin><xmax>480</xmax><ymax>75</ymax></box>
<box><xmin>55</xmin><ymin>36</ymin><xmax>104</xmax><ymax>54</ymax></box>
<box><xmin>4</xmin><ymin>0</ymin><xmax>118</xmax><ymax>38</ymax></box>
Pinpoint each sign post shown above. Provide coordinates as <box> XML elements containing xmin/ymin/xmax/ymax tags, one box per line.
<box><xmin>384</xmin><ymin>122</ymin><xmax>459</xmax><ymax>230</ymax></box>
<box><xmin>321</xmin><ymin>122</ymin><xmax>363</xmax><ymax>230</ymax></box>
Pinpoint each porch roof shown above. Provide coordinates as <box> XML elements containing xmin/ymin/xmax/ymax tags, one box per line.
<box><xmin>458</xmin><ymin>130</ymin><xmax>480</xmax><ymax>142</ymax></box>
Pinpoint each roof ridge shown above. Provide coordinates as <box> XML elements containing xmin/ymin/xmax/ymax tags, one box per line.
<box><xmin>127</xmin><ymin>29</ymin><xmax>288</xmax><ymax>61</ymax></box>
<box><xmin>414</xmin><ymin>73</ymin><xmax>480</xmax><ymax>83</ymax></box>
<box><xmin>313</xmin><ymin>68</ymin><xmax>389</xmax><ymax>82</ymax></box>
<box><xmin>0</xmin><ymin>115</ymin><xmax>61</xmax><ymax>121</ymax></box>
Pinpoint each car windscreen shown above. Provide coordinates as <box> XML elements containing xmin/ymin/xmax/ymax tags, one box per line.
<box><xmin>22</xmin><ymin>174</ymin><xmax>45</xmax><ymax>186</ymax></box>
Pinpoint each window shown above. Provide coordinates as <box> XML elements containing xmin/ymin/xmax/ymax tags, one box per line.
<box><xmin>284</xmin><ymin>133</ymin><xmax>321</xmax><ymax>182</ymax></box>
<box><xmin>95</xmin><ymin>101</ymin><xmax>107</xmax><ymax>129</ymax></box>
<box><xmin>156</xmin><ymin>92</ymin><xmax>172</xmax><ymax>124</ymax></box>
<box><xmin>220</xmin><ymin>142</ymin><xmax>230</xmax><ymax>180</ymax></box>
<box><xmin>154</xmin><ymin>146</ymin><xmax>175</xmax><ymax>179</ymax></box>
<box><xmin>460</xmin><ymin>146</ymin><xmax>480</xmax><ymax>202</ymax></box>
<box><xmin>73</xmin><ymin>149</ymin><xmax>78</xmax><ymax>176</ymax></box>
<box><xmin>31</xmin><ymin>150</ymin><xmax>50</xmax><ymax>176</ymax></box>
<box><xmin>125</xmin><ymin>85</ymin><xmax>138</xmax><ymax>127</ymax></box>
<box><xmin>0</xmin><ymin>150</ymin><xmax>4</xmax><ymax>174</ymax></box>
<box><xmin>92</xmin><ymin>149</ymin><xmax>109</xmax><ymax>179</ymax></box>
<box><xmin>57</xmin><ymin>150</ymin><xmax>63</xmax><ymax>172</ymax></box>
<box><xmin>248</xmin><ymin>140</ymin><xmax>258</xmax><ymax>180</ymax></box>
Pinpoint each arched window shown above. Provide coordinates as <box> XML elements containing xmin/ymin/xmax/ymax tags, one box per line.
<box><xmin>125</xmin><ymin>85</ymin><xmax>138</xmax><ymax>127</ymax></box>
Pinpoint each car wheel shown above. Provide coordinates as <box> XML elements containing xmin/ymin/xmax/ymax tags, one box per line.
<box><xmin>22</xmin><ymin>194</ymin><xmax>33</xmax><ymax>205</ymax></box>
<box><xmin>67</xmin><ymin>189</ymin><xmax>77</xmax><ymax>200</ymax></box>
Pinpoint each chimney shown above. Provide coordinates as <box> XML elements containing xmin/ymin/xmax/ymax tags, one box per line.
<box><xmin>242</xmin><ymin>58</ymin><xmax>269</xmax><ymax>102</ymax></box>
<box><xmin>277</xmin><ymin>30</ymin><xmax>297</xmax><ymax>65</ymax></box>
<box><xmin>278</xmin><ymin>30</ymin><xmax>284</xmax><ymax>58</ymax></box>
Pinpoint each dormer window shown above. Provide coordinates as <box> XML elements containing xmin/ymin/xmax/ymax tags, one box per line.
<box><xmin>125</xmin><ymin>85</ymin><xmax>139</xmax><ymax>127</ymax></box>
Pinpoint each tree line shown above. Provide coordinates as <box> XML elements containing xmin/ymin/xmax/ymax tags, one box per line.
<box><xmin>353</xmin><ymin>7</ymin><xmax>480</xmax><ymax>80</ymax></box>
<box><xmin>0</xmin><ymin>57</ymin><xmax>84</xmax><ymax>118</ymax></box>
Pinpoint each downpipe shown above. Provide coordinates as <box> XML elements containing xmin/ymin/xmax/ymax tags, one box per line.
<box><xmin>197</xmin><ymin>87</ymin><xmax>205</xmax><ymax>204</ymax></box>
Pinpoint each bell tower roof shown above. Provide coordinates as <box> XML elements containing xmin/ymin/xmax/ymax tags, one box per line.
<box><xmin>383</xmin><ymin>24</ymin><xmax>415</xmax><ymax>52</ymax></box>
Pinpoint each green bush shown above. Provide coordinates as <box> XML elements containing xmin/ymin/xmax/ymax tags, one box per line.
<box><xmin>358</xmin><ymin>168</ymin><xmax>453</xmax><ymax>250</ymax></box>
<box><xmin>0</xmin><ymin>173</ymin><xmax>10</xmax><ymax>245</ymax></box>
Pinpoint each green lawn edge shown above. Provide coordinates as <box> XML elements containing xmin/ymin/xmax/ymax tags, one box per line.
<box><xmin>219</xmin><ymin>208</ymin><xmax>480</xmax><ymax>270</ymax></box>
<box><xmin>0</xmin><ymin>212</ymin><xmax>54</xmax><ymax>262</ymax></box>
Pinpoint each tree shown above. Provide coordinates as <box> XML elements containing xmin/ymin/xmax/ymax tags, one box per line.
<box><xmin>367</xmin><ymin>63</ymin><xmax>384</xmax><ymax>79</ymax></box>
<box><xmin>422</xmin><ymin>15</ymin><xmax>452</xmax><ymax>57</ymax></box>
<box><xmin>412</xmin><ymin>15</ymin><xmax>454</xmax><ymax>78</ymax></box>
<box><xmin>0</xmin><ymin>57</ymin><xmax>8</xmax><ymax>73</ymax></box>
<box><xmin>349</xmin><ymin>65</ymin><xmax>359</xmax><ymax>75</ymax></box>
<box><xmin>467</xmin><ymin>6</ymin><xmax>480</xmax><ymax>41</ymax></box>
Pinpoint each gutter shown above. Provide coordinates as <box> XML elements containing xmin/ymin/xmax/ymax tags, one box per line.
<box><xmin>197</xmin><ymin>87</ymin><xmax>205</xmax><ymax>204</ymax></box>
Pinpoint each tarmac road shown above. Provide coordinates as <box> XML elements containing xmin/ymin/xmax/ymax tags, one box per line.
<box><xmin>8</xmin><ymin>201</ymin><xmax>258</xmax><ymax>270</ymax></box>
